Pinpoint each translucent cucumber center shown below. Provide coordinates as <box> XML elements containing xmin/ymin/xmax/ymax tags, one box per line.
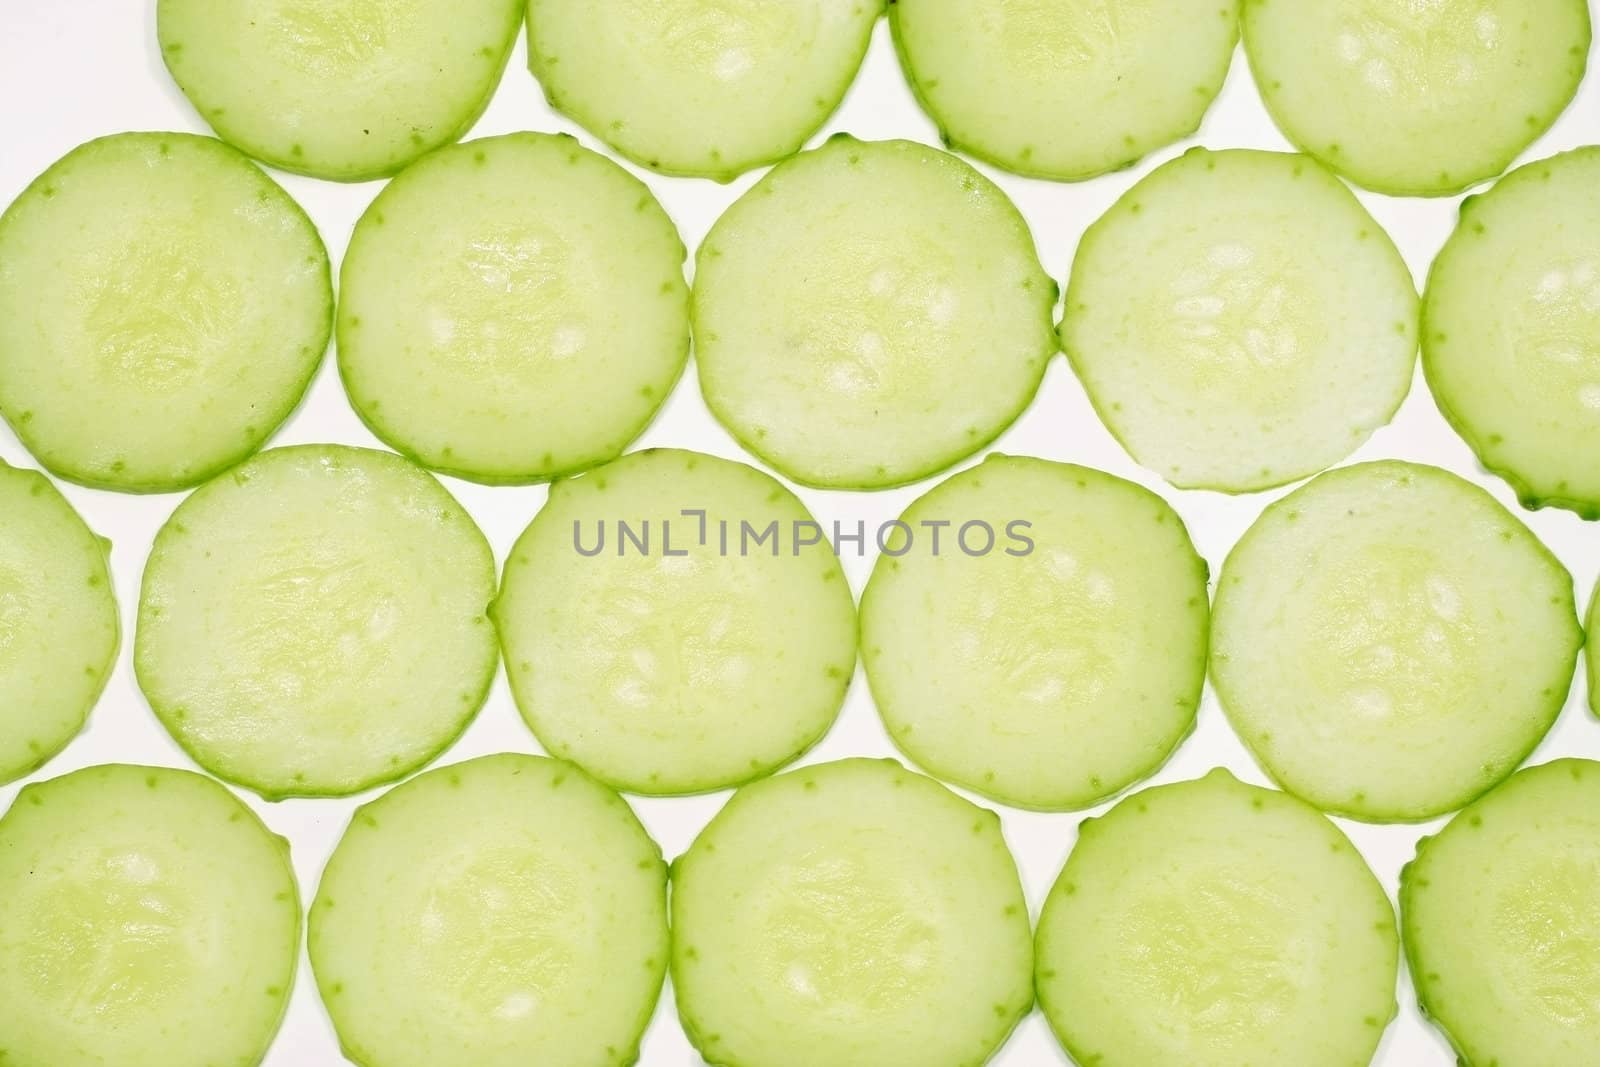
<box><xmin>1493</xmin><ymin>853</ymin><xmax>1600</xmax><ymax>1027</ymax></box>
<box><xmin>21</xmin><ymin>849</ymin><xmax>197</xmax><ymax>1023</ymax></box>
<box><xmin>630</xmin><ymin>0</ymin><xmax>809</xmax><ymax>81</ymax></box>
<box><xmin>755</xmin><ymin>854</ymin><xmax>940</xmax><ymax>1014</ymax></box>
<box><xmin>984</xmin><ymin>0</ymin><xmax>1150</xmax><ymax>66</ymax></box>
<box><xmin>1513</xmin><ymin>258</ymin><xmax>1600</xmax><ymax>413</ymax></box>
<box><xmin>1336</xmin><ymin>1</ymin><xmax>1502</xmax><ymax>97</ymax></box>
<box><xmin>0</xmin><ymin>564</ymin><xmax>28</xmax><ymax>661</ymax></box>
<box><xmin>267</xmin><ymin>0</ymin><xmax>418</xmax><ymax>79</ymax></box>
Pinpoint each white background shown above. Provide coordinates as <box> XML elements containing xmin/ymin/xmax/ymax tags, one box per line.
<box><xmin>5</xmin><ymin>3</ymin><xmax>1600</xmax><ymax>1064</ymax></box>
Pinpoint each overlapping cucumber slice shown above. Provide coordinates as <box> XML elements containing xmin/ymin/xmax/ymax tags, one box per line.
<box><xmin>0</xmin><ymin>764</ymin><xmax>300</xmax><ymax>1067</ymax></box>
<box><xmin>526</xmin><ymin>0</ymin><xmax>883</xmax><ymax>180</ymax></box>
<box><xmin>861</xmin><ymin>454</ymin><xmax>1208</xmax><ymax>811</ymax></box>
<box><xmin>1244</xmin><ymin>0</ymin><xmax>1589</xmax><ymax>195</ymax></box>
<box><xmin>1212</xmin><ymin>461</ymin><xmax>1581</xmax><ymax>822</ymax></box>
<box><xmin>1061</xmin><ymin>148</ymin><xmax>1417</xmax><ymax>493</ymax></box>
<box><xmin>672</xmin><ymin>758</ymin><xmax>1034</xmax><ymax>1067</ymax></box>
<box><xmin>0</xmin><ymin>460</ymin><xmax>118</xmax><ymax>784</ymax></box>
<box><xmin>892</xmin><ymin>0</ymin><xmax>1240</xmax><ymax>180</ymax></box>
<box><xmin>1036</xmin><ymin>770</ymin><xmax>1398</xmax><ymax>1067</ymax></box>
<box><xmin>493</xmin><ymin>448</ymin><xmax>856</xmax><ymax>795</ymax></box>
<box><xmin>0</xmin><ymin>133</ymin><xmax>330</xmax><ymax>492</ymax></box>
<box><xmin>158</xmin><ymin>0</ymin><xmax>524</xmax><ymax>181</ymax></box>
<box><xmin>338</xmin><ymin>133</ymin><xmax>689</xmax><ymax>485</ymax></box>
<box><xmin>135</xmin><ymin>445</ymin><xmax>499</xmax><ymax>799</ymax></box>
<box><xmin>695</xmin><ymin>136</ymin><xmax>1057</xmax><ymax>489</ymax></box>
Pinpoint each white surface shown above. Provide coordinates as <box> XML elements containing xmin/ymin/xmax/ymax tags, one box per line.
<box><xmin>4</xmin><ymin>4</ymin><xmax>1600</xmax><ymax>1065</ymax></box>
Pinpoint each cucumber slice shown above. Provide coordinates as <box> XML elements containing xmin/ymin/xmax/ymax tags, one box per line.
<box><xmin>891</xmin><ymin>0</ymin><xmax>1240</xmax><ymax>181</ymax></box>
<box><xmin>1423</xmin><ymin>148</ymin><xmax>1600</xmax><ymax>517</ymax></box>
<box><xmin>0</xmin><ymin>461</ymin><xmax>118</xmax><ymax>785</ymax></box>
<box><xmin>526</xmin><ymin>0</ymin><xmax>882</xmax><ymax>180</ymax></box>
<box><xmin>0</xmin><ymin>133</ymin><xmax>331</xmax><ymax>493</ymax></box>
<box><xmin>0</xmin><ymin>764</ymin><xmax>299</xmax><ymax>1067</ymax></box>
<box><xmin>1402</xmin><ymin>759</ymin><xmax>1600</xmax><ymax>1065</ymax></box>
<box><xmin>1212</xmin><ymin>461</ymin><xmax>1581</xmax><ymax>822</ymax></box>
<box><xmin>309</xmin><ymin>754</ymin><xmax>668</xmax><ymax>1067</ymax></box>
<box><xmin>157</xmin><ymin>0</ymin><xmax>523</xmax><ymax>182</ymax></box>
<box><xmin>1589</xmin><ymin>582</ymin><xmax>1600</xmax><ymax>719</ymax></box>
<box><xmin>338</xmin><ymin>133</ymin><xmax>689</xmax><ymax>485</ymax></box>
<box><xmin>672</xmin><ymin>758</ymin><xmax>1033</xmax><ymax>1067</ymax></box>
<box><xmin>694</xmin><ymin>136</ymin><xmax>1057</xmax><ymax>489</ymax></box>
<box><xmin>1061</xmin><ymin>147</ymin><xmax>1417</xmax><ymax>493</ymax></box>
<box><xmin>1243</xmin><ymin>0</ymin><xmax>1589</xmax><ymax>196</ymax></box>
<box><xmin>860</xmin><ymin>454</ymin><xmax>1208</xmax><ymax>811</ymax></box>
<box><xmin>1036</xmin><ymin>769</ymin><xmax>1398</xmax><ymax>1067</ymax></box>
<box><xmin>493</xmin><ymin>448</ymin><xmax>856</xmax><ymax>795</ymax></box>
<box><xmin>135</xmin><ymin>445</ymin><xmax>498</xmax><ymax>799</ymax></box>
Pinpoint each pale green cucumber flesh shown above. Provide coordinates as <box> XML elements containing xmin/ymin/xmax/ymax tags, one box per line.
<box><xmin>0</xmin><ymin>461</ymin><xmax>118</xmax><ymax>784</ymax></box>
<box><xmin>135</xmin><ymin>445</ymin><xmax>498</xmax><ymax>799</ymax></box>
<box><xmin>892</xmin><ymin>0</ymin><xmax>1240</xmax><ymax>180</ymax></box>
<box><xmin>338</xmin><ymin>133</ymin><xmax>689</xmax><ymax>485</ymax></box>
<box><xmin>0</xmin><ymin>133</ymin><xmax>330</xmax><ymax>492</ymax></box>
<box><xmin>157</xmin><ymin>0</ymin><xmax>523</xmax><ymax>181</ymax></box>
<box><xmin>493</xmin><ymin>448</ymin><xmax>857</xmax><ymax>795</ymax></box>
<box><xmin>1244</xmin><ymin>0</ymin><xmax>1590</xmax><ymax>196</ymax></box>
<box><xmin>694</xmin><ymin>136</ymin><xmax>1057</xmax><ymax>489</ymax></box>
<box><xmin>861</xmin><ymin>454</ymin><xmax>1208</xmax><ymax>811</ymax></box>
<box><xmin>1211</xmin><ymin>461</ymin><xmax>1581</xmax><ymax>822</ymax></box>
<box><xmin>1036</xmin><ymin>769</ymin><xmax>1398</xmax><ymax>1067</ymax></box>
<box><xmin>671</xmin><ymin>758</ymin><xmax>1034</xmax><ymax>1067</ymax></box>
<box><xmin>310</xmin><ymin>754</ymin><xmax>668</xmax><ymax>1067</ymax></box>
<box><xmin>1061</xmin><ymin>147</ymin><xmax>1417</xmax><ymax>493</ymax></box>
<box><xmin>1588</xmin><ymin>581</ymin><xmax>1600</xmax><ymax>718</ymax></box>
<box><xmin>0</xmin><ymin>764</ymin><xmax>300</xmax><ymax>1067</ymax></box>
<box><xmin>1423</xmin><ymin>147</ymin><xmax>1600</xmax><ymax>516</ymax></box>
<box><xmin>526</xmin><ymin>0</ymin><xmax>883</xmax><ymax>180</ymax></box>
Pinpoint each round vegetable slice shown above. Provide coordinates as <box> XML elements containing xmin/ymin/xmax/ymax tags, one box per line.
<box><xmin>526</xmin><ymin>0</ymin><xmax>882</xmax><ymax>181</ymax></box>
<box><xmin>157</xmin><ymin>0</ymin><xmax>523</xmax><ymax>181</ymax></box>
<box><xmin>891</xmin><ymin>0</ymin><xmax>1240</xmax><ymax>180</ymax></box>
<box><xmin>695</xmin><ymin>136</ymin><xmax>1057</xmax><ymax>489</ymax></box>
<box><xmin>1424</xmin><ymin>147</ymin><xmax>1600</xmax><ymax>516</ymax></box>
<box><xmin>0</xmin><ymin>132</ymin><xmax>330</xmax><ymax>492</ymax></box>
<box><xmin>0</xmin><ymin>764</ymin><xmax>299</xmax><ymax>1067</ymax></box>
<box><xmin>1061</xmin><ymin>147</ymin><xmax>1417</xmax><ymax>493</ymax></box>
<box><xmin>672</xmin><ymin>758</ymin><xmax>1033</xmax><ymax>1067</ymax></box>
<box><xmin>1402</xmin><ymin>758</ymin><xmax>1600</xmax><ymax>1065</ymax></box>
<box><xmin>1211</xmin><ymin>460</ymin><xmax>1581</xmax><ymax>822</ymax></box>
<box><xmin>1036</xmin><ymin>769</ymin><xmax>1398</xmax><ymax>1067</ymax></box>
<box><xmin>493</xmin><ymin>448</ymin><xmax>856</xmax><ymax>795</ymax></box>
<box><xmin>860</xmin><ymin>454</ymin><xmax>1208</xmax><ymax>811</ymax></box>
<box><xmin>338</xmin><ymin>133</ymin><xmax>689</xmax><ymax>485</ymax></box>
<box><xmin>310</xmin><ymin>754</ymin><xmax>668</xmax><ymax>1067</ymax></box>
<box><xmin>0</xmin><ymin>460</ymin><xmax>118</xmax><ymax>784</ymax></box>
<box><xmin>1243</xmin><ymin>0</ymin><xmax>1589</xmax><ymax>196</ymax></box>
<box><xmin>135</xmin><ymin>445</ymin><xmax>498</xmax><ymax>799</ymax></box>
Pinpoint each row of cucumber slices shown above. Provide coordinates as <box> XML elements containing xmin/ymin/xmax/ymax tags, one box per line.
<box><xmin>4</xmin><ymin>443</ymin><xmax>1591</xmax><ymax>830</ymax></box>
<box><xmin>8</xmin><ymin>130</ymin><xmax>1600</xmax><ymax>512</ymax></box>
<box><xmin>4</xmin><ymin>752</ymin><xmax>1595</xmax><ymax>1066</ymax></box>
<box><xmin>153</xmin><ymin>0</ymin><xmax>1591</xmax><ymax>196</ymax></box>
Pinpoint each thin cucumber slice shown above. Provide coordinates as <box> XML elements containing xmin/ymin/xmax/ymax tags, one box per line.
<box><xmin>157</xmin><ymin>0</ymin><xmax>523</xmax><ymax>182</ymax></box>
<box><xmin>1589</xmin><ymin>581</ymin><xmax>1600</xmax><ymax>718</ymax></box>
<box><xmin>1061</xmin><ymin>148</ymin><xmax>1417</xmax><ymax>493</ymax></box>
<box><xmin>526</xmin><ymin>0</ymin><xmax>882</xmax><ymax>180</ymax></box>
<box><xmin>493</xmin><ymin>448</ymin><xmax>856</xmax><ymax>795</ymax></box>
<box><xmin>892</xmin><ymin>0</ymin><xmax>1240</xmax><ymax>181</ymax></box>
<box><xmin>0</xmin><ymin>133</ymin><xmax>330</xmax><ymax>493</ymax></box>
<box><xmin>135</xmin><ymin>445</ymin><xmax>498</xmax><ymax>799</ymax></box>
<box><xmin>1243</xmin><ymin>0</ymin><xmax>1590</xmax><ymax>196</ymax></box>
<box><xmin>310</xmin><ymin>754</ymin><xmax>668</xmax><ymax>1067</ymax></box>
<box><xmin>1212</xmin><ymin>461</ymin><xmax>1581</xmax><ymax>822</ymax></box>
<box><xmin>860</xmin><ymin>454</ymin><xmax>1208</xmax><ymax>811</ymax></box>
<box><xmin>695</xmin><ymin>136</ymin><xmax>1057</xmax><ymax>489</ymax></box>
<box><xmin>1402</xmin><ymin>759</ymin><xmax>1600</xmax><ymax>1065</ymax></box>
<box><xmin>0</xmin><ymin>461</ymin><xmax>118</xmax><ymax>784</ymax></box>
<box><xmin>0</xmin><ymin>764</ymin><xmax>299</xmax><ymax>1067</ymax></box>
<box><xmin>1423</xmin><ymin>148</ymin><xmax>1600</xmax><ymax>517</ymax></box>
<box><xmin>672</xmin><ymin>758</ymin><xmax>1033</xmax><ymax>1067</ymax></box>
<box><xmin>338</xmin><ymin>133</ymin><xmax>689</xmax><ymax>485</ymax></box>
<box><xmin>1036</xmin><ymin>770</ymin><xmax>1398</xmax><ymax>1067</ymax></box>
